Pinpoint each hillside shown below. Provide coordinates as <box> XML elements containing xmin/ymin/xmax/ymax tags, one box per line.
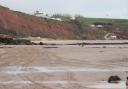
<box><xmin>75</xmin><ymin>17</ymin><xmax>128</xmax><ymax>28</ymax></box>
<box><xmin>0</xmin><ymin>5</ymin><xmax>128</xmax><ymax>40</ymax></box>
<box><xmin>0</xmin><ymin>6</ymin><xmax>82</xmax><ymax>39</ymax></box>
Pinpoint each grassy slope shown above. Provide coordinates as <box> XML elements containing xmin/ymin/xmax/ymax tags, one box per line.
<box><xmin>78</xmin><ymin>17</ymin><xmax>128</xmax><ymax>28</ymax></box>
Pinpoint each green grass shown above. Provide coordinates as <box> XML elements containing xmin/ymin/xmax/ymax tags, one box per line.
<box><xmin>12</xmin><ymin>9</ymin><xmax>128</xmax><ymax>28</ymax></box>
<box><xmin>76</xmin><ymin>17</ymin><xmax>128</xmax><ymax>28</ymax></box>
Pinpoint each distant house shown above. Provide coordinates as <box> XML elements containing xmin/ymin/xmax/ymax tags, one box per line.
<box><xmin>90</xmin><ymin>24</ymin><xmax>95</xmax><ymax>28</ymax></box>
<box><xmin>97</xmin><ymin>25</ymin><xmax>103</xmax><ymax>28</ymax></box>
<box><xmin>91</xmin><ymin>22</ymin><xmax>113</xmax><ymax>28</ymax></box>
<box><xmin>89</xmin><ymin>24</ymin><xmax>103</xmax><ymax>28</ymax></box>
<box><xmin>109</xmin><ymin>35</ymin><xmax>117</xmax><ymax>40</ymax></box>
<box><xmin>34</xmin><ymin>11</ymin><xmax>50</xmax><ymax>18</ymax></box>
<box><xmin>105</xmin><ymin>33</ymin><xmax>117</xmax><ymax>40</ymax></box>
<box><xmin>71</xmin><ymin>16</ymin><xmax>75</xmax><ymax>20</ymax></box>
<box><xmin>51</xmin><ymin>18</ymin><xmax>62</xmax><ymax>21</ymax></box>
<box><xmin>34</xmin><ymin>11</ymin><xmax>62</xmax><ymax>21</ymax></box>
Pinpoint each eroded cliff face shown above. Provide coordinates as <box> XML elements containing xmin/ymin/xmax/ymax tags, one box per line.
<box><xmin>0</xmin><ymin>6</ymin><xmax>82</xmax><ymax>39</ymax></box>
<box><xmin>0</xmin><ymin>6</ymin><xmax>128</xmax><ymax>40</ymax></box>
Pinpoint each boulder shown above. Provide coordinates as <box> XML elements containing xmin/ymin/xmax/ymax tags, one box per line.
<box><xmin>108</xmin><ymin>76</ymin><xmax>121</xmax><ymax>83</ymax></box>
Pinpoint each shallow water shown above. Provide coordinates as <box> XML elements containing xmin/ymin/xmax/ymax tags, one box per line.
<box><xmin>0</xmin><ymin>66</ymin><xmax>126</xmax><ymax>89</ymax></box>
<box><xmin>1</xmin><ymin>66</ymin><xmax>128</xmax><ymax>74</ymax></box>
<box><xmin>87</xmin><ymin>81</ymin><xmax>126</xmax><ymax>89</ymax></box>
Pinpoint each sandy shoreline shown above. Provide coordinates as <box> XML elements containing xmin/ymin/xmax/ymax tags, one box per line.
<box><xmin>0</xmin><ymin>44</ymin><xmax>127</xmax><ymax>89</ymax></box>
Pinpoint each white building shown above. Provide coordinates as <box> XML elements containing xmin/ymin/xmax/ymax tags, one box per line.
<box><xmin>96</xmin><ymin>25</ymin><xmax>103</xmax><ymax>28</ymax></box>
<box><xmin>51</xmin><ymin>18</ymin><xmax>62</xmax><ymax>21</ymax></box>
<box><xmin>109</xmin><ymin>35</ymin><xmax>117</xmax><ymax>40</ymax></box>
<box><xmin>89</xmin><ymin>24</ymin><xmax>103</xmax><ymax>28</ymax></box>
<box><xmin>34</xmin><ymin>11</ymin><xmax>62</xmax><ymax>21</ymax></box>
<box><xmin>34</xmin><ymin>11</ymin><xmax>50</xmax><ymax>18</ymax></box>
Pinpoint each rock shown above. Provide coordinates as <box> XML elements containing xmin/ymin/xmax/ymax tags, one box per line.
<box><xmin>108</xmin><ymin>76</ymin><xmax>121</xmax><ymax>83</ymax></box>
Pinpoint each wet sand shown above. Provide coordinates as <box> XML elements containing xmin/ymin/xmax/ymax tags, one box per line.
<box><xmin>0</xmin><ymin>44</ymin><xmax>128</xmax><ymax>89</ymax></box>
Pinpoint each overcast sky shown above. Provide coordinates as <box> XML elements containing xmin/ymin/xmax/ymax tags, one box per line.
<box><xmin>0</xmin><ymin>0</ymin><xmax>128</xmax><ymax>19</ymax></box>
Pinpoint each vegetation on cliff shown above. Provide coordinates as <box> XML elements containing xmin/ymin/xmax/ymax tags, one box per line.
<box><xmin>0</xmin><ymin>5</ymin><xmax>128</xmax><ymax>40</ymax></box>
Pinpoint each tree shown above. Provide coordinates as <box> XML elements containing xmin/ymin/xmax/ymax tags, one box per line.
<box><xmin>75</xmin><ymin>15</ymin><xmax>85</xmax><ymax>21</ymax></box>
<box><xmin>51</xmin><ymin>14</ymin><xmax>72</xmax><ymax>21</ymax></box>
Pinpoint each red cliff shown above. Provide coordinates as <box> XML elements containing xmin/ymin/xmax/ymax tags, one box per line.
<box><xmin>0</xmin><ymin>6</ymin><xmax>81</xmax><ymax>39</ymax></box>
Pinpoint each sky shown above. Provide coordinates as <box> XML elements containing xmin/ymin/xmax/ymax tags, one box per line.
<box><xmin>0</xmin><ymin>0</ymin><xmax>128</xmax><ymax>19</ymax></box>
